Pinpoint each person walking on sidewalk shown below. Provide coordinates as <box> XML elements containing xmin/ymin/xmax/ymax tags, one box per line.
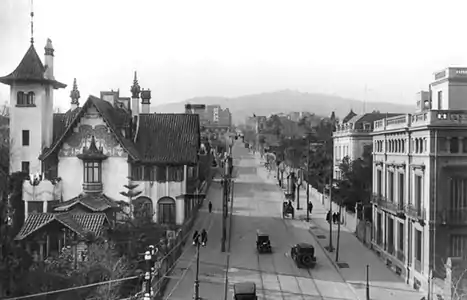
<box><xmin>308</xmin><ymin>201</ymin><xmax>313</xmax><ymax>214</ymax></box>
<box><xmin>326</xmin><ymin>210</ymin><xmax>331</xmax><ymax>223</ymax></box>
<box><xmin>208</xmin><ymin>201</ymin><xmax>213</xmax><ymax>213</ymax></box>
<box><xmin>332</xmin><ymin>212</ymin><xmax>338</xmax><ymax>224</ymax></box>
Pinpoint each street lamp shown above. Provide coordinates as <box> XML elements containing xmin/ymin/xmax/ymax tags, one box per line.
<box><xmin>193</xmin><ymin>230</ymin><xmax>208</xmax><ymax>300</ymax></box>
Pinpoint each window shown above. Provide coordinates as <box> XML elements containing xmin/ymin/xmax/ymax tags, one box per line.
<box><xmin>377</xmin><ymin>169</ymin><xmax>382</xmax><ymax>196</ymax></box>
<box><xmin>415</xmin><ymin>175</ymin><xmax>422</xmax><ymax>211</ymax></box>
<box><xmin>22</xmin><ymin>130</ymin><xmax>30</xmax><ymax>146</ymax></box>
<box><xmin>449</xmin><ymin>177</ymin><xmax>467</xmax><ymax>223</ymax></box>
<box><xmin>388</xmin><ymin>171</ymin><xmax>394</xmax><ymax>201</ymax></box>
<box><xmin>143</xmin><ymin>166</ymin><xmax>156</xmax><ymax>181</ymax></box>
<box><xmin>438</xmin><ymin>90</ymin><xmax>443</xmax><ymax>110</ymax></box>
<box><xmin>84</xmin><ymin>161</ymin><xmax>101</xmax><ymax>183</ymax></box>
<box><xmin>450</xmin><ymin>137</ymin><xmax>459</xmax><ymax>153</ymax></box>
<box><xmin>28</xmin><ymin>201</ymin><xmax>43</xmax><ymax>213</ymax></box>
<box><xmin>398</xmin><ymin>222</ymin><xmax>404</xmax><ymax>261</ymax></box>
<box><xmin>158</xmin><ymin>197</ymin><xmax>176</xmax><ymax>224</ymax></box>
<box><xmin>17</xmin><ymin>91</ymin><xmax>25</xmax><ymax>105</ymax></box>
<box><xmin>377</xmin><ymin>212</ymin><xmax>382</xmax><ymax>246</ymax></box>
<box><xmin>21</xmin><ymin>161</ymin><xmax>30</xmax><ymax>173</ymax></box>
<box><xmin>27</xmin><ymin>92</ymin><xmax>35</xmax><ymax>105</ymax></box>
<box><xmin>399</xmin><ymin>173</ymin><xmax>405</xmax><ymax>206</ymax></box>
<box><xmin>415</xmin><ymin>229</ymin><xmax>422</xmax><ymax>272</ymax></box>
<box><xmin>156</xmin><ymin>166</ymin><xmax>167</xmax><ymax>182</ymax></box>
<box><xmin>131</xmin><ymin>165</ymin><xmax>143</xmax><ymax>180</ymax></box>
<box><xmin>450</xmin><ymin>235</ymin><xmax>467</xmax><ymax>258</ymax></box>
<box><xmin>388</xmin><ymin>217</ymin><xmax>394</xmax><ymax>255</ymax></box>
<box><xmin>168</xmin><ymin>166</ymin><xmax>184</xmax><ymax>182</ymax></box>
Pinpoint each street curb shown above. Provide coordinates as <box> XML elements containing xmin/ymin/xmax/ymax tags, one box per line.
<box><xmin>308</xmin><ymin>227</ymin><xmax>363</xmax><ymax>300</ymax></box>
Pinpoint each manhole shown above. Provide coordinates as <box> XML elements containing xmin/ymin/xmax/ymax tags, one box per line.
<box><xmin>317</xmin><ymin>235</ymin><xmax>326</xmax><ymax>239</ymax></box>
<box><xmin>337</xmin><ymin>262</ymin><xmax>349</xmax><ymax>269</ymax></box>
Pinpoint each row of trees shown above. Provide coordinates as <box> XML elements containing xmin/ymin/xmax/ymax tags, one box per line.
<box><xmin>244</xmin><ymin>112</ymin><xmax>372</xmax><ymax>210</ymax></box>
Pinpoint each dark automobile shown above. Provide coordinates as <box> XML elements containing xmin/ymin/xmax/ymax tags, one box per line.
<box><xmin>256</xmin><ymin>230</ymin><xmax>272</xmax><ymax>253</ymax></box>
<box><xmin>290</xmin><ymin>243</ymin><xmax>316</xmax><ymax>268</ymax></box>
<box><xmin>233</xmin><ymin>282</ymin><xmax>257</xmax><ymax>300</ymax></box>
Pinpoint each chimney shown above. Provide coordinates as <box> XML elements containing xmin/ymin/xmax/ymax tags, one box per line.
<box><xmin>141</xmin><ymin>89</ymin><xmax>151</xmax><ymax>114</ymax></box>
<box><xmin>44</xmin><ymin>38</ymin><xmax>54</xmax><ymax>79</ymax></box>
<box><xmin>130</xmin><ymin>71</ymin><xmax>141</xmax><ymax>118</ymax></box>
<box><xmin>70</xmin><ymin>78</ymin><xmax>80</xmax><ymax>110</ymax></box>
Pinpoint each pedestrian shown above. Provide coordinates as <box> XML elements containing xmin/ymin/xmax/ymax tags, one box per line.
<box><xmin>192</xmin><ymin>230</ymin><xmax>199</xmax><ymax>245</ymax></box>
<box><xmin>326</xmin><ymin>210</ymin><xmax>331</xmax><ymax>223</ymax></box>
<box><xmin>208</xmin><ymin>201</ymin><xmax>213</xmax><ymax>213</ymax></box>
<box><xmin>332</xmin><ymin>212</ymin><xmax>338</xmax><ymax>224</ymax></box>
<box><xmin>308</xmin><ymin>201</ymin><xmax>313</xmax><ymax>214</ymax></box>
<box><xmin>201</xmin><ymin>229</ymin><xmax>208</xmax><ymax>245</ymax></box>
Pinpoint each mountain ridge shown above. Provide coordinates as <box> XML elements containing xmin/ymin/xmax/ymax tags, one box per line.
<box><xmin>153</xmin><ymin>89</ymin><xmax>413</xmax><ymax>124</ymax></box>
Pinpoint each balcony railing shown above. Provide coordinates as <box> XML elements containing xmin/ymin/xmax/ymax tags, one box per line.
<box><xmin>82</xmin><ymin>182</ymin><xmax>103</xmax><ymax>193</ymax></box>
<box><xmin>406</xmin><ymin>204</ymin><xmax>426</xmax><ymax>220</ymax></box>
<box><xmin>396</xmin><ymin>250</ymin><xmax>405</xmax><ymax>263</ymax></box>
<box><xmin>438</xmin><ymin>208</ymin><xmax>467</xmax><ymax>225</ymax></box>
<box><xmin>388</xmin><ymin>244</ymin><xmax>395</xmax><ymax>255</ymax></box>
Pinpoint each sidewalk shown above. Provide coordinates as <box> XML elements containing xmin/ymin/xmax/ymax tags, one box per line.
<box><xmin>304</xmin><ymin>190</ymin><xmax>426</xmax><ymax>300</ymax></box>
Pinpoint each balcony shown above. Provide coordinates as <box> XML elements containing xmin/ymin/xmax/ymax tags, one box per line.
<box><xmin>438</xmin><ymin>208</ymin><xmax>467</xmax><ymax>226</ymax></box>
<box><xmin>332</xmin><ymin>128</ymin><xmax>372</xmax><ymax>137</ymax></box>
<box><xmin>406</xmin><ymin>204</ymin><xmax>426</xmax><ymax>221</ymax></box>
<box><xmin>82</xmin><ymin>182</ymin><xmax>103</xmax><ymax>193</ymax></box>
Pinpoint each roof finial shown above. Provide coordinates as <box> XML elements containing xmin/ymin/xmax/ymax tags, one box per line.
<box><xmin>70</xmin><ymin>78</ymin><xmax>80</xmax><ymax>106</ymax></box>
<box><xmin>30</xmin><ymin>0</ymin><xmax>34</xmax><ymax>44</ymax></box>
<box><xmin>130</xmin><ymin>71</ymin><xmax>141</xmax><ymax>98</ymax></box>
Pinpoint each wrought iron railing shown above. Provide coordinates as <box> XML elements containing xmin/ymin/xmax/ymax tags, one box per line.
<box><xmin>406</xmin><ymin>204</ymin><xmax>426</xmax><ymax>220</ymax></box>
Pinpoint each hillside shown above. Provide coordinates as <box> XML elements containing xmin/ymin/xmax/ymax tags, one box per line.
<box><xmin>152</xmin><ymin>89</ymin><xmax>413</xmax><ymax>124</ymax></box>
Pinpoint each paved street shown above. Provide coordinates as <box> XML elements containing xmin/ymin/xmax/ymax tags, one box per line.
<box><xmin>163</xmin><ymin>169</ymin><xmax>229</xmax><ymax>300</ymax></box>
<box><xmin>223</xmin><ymin>144</ymin><xmax>358</xmax><ymax>300</ymax></box>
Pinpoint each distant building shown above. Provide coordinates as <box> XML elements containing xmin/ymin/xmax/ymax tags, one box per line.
<box><xmin>371</xmin><ymin>67</ymin><xmax>467</xmax><ymax>292</ymax></box>
<box><xmin>332</xmin><ymin>111</ymin><xmax>401</xmax><ymax>180</ymax></box>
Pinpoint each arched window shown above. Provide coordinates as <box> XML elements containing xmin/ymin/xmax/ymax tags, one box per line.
<box><xmin>133</xmin><ymin>196</ymin><xmax>153</xmax><ymax>219</ymax></box>
<box><xmin>158</xmin><ymin>197</ymin><xmax>176</xmax><ymax>225</ymax></box>
<box><xmin>17</xmin><ymin>91</ymin><xmax>25</xmax><ymax>105</ymax></box>
<box><xmin>27</xmin><ymin>92</ymin><xmax>35</xmax><ymax>105</ymax></box>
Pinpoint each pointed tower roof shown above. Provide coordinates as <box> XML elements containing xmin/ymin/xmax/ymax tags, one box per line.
<box><xmin>130</xmin><ymin>71</ymin><xmax>141</xmax><ymax>98</ymax></box>
<box><xmin>342</xmin><ymin>109</ymin><xmax>357</xmax><ymax>123</ymax></box>
<box><xmin>0</xmin><ymin>44</ymin><xmax>66</xmax><ymax>89</ymax></box>
<box><xmin>70</xmin><ymin>78</ymin><xmax>80</xmax><ymax>106</ymax></box>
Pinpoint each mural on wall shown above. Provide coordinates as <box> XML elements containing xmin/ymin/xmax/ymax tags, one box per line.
<box><xmin>59</xmin><ymin>124</ymin><xmax>126</xmax><ymax>157</ymax></box>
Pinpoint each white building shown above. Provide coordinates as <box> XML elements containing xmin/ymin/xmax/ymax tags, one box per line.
<box><xmin>371</xmin><ymin>67</ymin><xmax>467</xmax><ymax>292</ymax></box>
<box><xmin>0</xmin><ymin>39</ymin><xmax>204</xmax><ymax>259</ymax></box>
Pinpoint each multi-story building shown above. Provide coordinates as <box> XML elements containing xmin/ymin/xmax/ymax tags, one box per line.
<box><xmin>0</xmin><ymin>38</ymin><xmax>204</xmax><ymax>260</ymax></box>
<box><xmin>333</xmin><ymin>111</ymin><xmax>400</xmax><ymax>180</ymax></box>
<box><xmin>371</xmin><ymin>67</ymin><xmax>467</xmax><ymax>292</ymax></box>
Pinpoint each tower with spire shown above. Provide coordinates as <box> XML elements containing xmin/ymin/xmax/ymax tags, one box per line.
<box><xmin>130</xmin><ymin>71</ymin><xmax>140</xmax><ymax>118</ymax></box>
<box><xmin>70</xmin><ymin>78</ymin><xmax>80</xmax><ymax>110</ymax></box>
<box><xmin>0</xmin><ymin>7</ymin><xmax>66</xmax><ymax>174</ymax></box>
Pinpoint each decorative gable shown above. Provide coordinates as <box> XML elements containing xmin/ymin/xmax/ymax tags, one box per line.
<box><xmin>59</xmin><ymin>105</ymin><xmax>127</xmax><ymax>158</ymax></box>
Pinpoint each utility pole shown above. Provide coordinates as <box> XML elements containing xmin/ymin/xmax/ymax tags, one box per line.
<box><xmin>306</xmin><ymin>135</ymin><xmax>311</xmax><ymax>222</ymax></box>
<box><xmin>335</xmin><ymin>198</ymin><xmax>342</xmax><ymax>261</ymax></box>
<box><xmin>143</xmin><ymin>245</ymin><xmax>157</xmax><ymax>300</ymax></box>
<box><xmin>366</xmin><ymin>264</ymin><xmax>370</xmax><ymax>300</ymax></box>
<box><xmin>193</xmin><ymin>229</ymin><xmax>208</xmax><ymax>300</ymax></box>
<box><xmin>221</xmin><ymin>156</ymin><xmax>230</xmax><ymax>252</ymax></box>
<box><xmin>326</xmin><ymin>138</ymin><xmax>334</xmax><ymax>253</ymax></box>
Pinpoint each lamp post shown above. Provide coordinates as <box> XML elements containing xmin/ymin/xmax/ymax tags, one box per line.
<box><xmin>296</xmin><ymin>170</ymin><xmax>302</xmax><ymax>211</ymax></box>
<box><xmin>193</xmin><ymin>229</ymin><xmax>208</xmax><ymax>300</ymax></box>
<box><xmin>221</xmin><ymin>157</ymin><xmax>230</xmax><ymax>252</ymax></box>
<box><xmin>142</xmin><ymin>245</ymin><xmax>158</xmax><ymax>300</ymax></box>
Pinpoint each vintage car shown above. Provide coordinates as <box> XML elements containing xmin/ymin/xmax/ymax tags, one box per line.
<box><xmin>290</xmin><ymin>243</ymin><xmax>317</xmax><ymax>268</ymax></box>
<box><xmin>256</xmin><ymin>230</ymin><xmax>272</xmax><ymax>253</ymax></box>
<box><xmin>282</xmin><ymin>201</ymin><xmax>294</xmax><ymax>219</ymax></box>
<box><xmin>233</xmin><ymin>282</ymin><xmax>257</xmax><ymax>300</ymax></box>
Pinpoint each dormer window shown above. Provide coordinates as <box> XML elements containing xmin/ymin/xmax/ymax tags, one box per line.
<box><xmin>77</xmin><ymin>136</ymin><xmax>107</xmax><ymax>193</ymax></box>
<box><xmin>16</xmin><ymin>91</ymin><xmax>35</xmax><ymax>106</ymax></box>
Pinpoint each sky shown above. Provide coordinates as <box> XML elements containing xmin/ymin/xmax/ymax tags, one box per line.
<box><xmin>1</xmin><ymin>0</ymin><xmax>467</xmax><ymax>111</ymax></box>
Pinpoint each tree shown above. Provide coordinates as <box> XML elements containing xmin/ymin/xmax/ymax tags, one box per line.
<box><xmin>335</xmin><ymin>145</ymin><xmax>372</xmax><ymax>210</ymax></box>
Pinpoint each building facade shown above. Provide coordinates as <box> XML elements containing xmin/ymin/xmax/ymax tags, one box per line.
<box><xmin>0</xmin><ymin>39</ymin><xmax>204</xmax><ymax>260</ymax></box>
<box><xmin>371</xmin><ymin>67</ymin><xmax>467</xmax><ymax>292</ymax></box>
<box><xmin>333</xmin><ymin>111</ymin><xmax>400</xmax><ymax>180</ymax></box>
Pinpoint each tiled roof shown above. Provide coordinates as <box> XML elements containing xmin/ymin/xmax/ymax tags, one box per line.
<box><xmin>136</xmin><ymin>114</ymin><xmax>200</xmax><ymax>164</ymax></box>
<box><xmin>0</xmin><ymin>44</ymin><xmax>66</xmax><ymax>89</ymax></box>
<box><xmin>346</xmin><ymin>112</ymin><xmax>403</xmax><ymax>128</ymax></box>
<box><xmin>342</xmin><ymin>109</ymin><xmax>357</xmax><ymax>123</ymax></box>
<box><xmin>40</xmin><ymin>96</ymin><xmax>140</xmax><ymax>161</ymax></box>
<box><xmin>15</xmin><ymin>212</ymin><xmax>108</xmax><ymax>240</ymax></box>
<box><xmin>54</xmin><ymin>193</ymin><xmax>120</xmax><ymax>212</ymax></box>
<box><xmin>41</xmin><ymin>96</ymin><xmax>200</xmax><ymax>165</ymax></box>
